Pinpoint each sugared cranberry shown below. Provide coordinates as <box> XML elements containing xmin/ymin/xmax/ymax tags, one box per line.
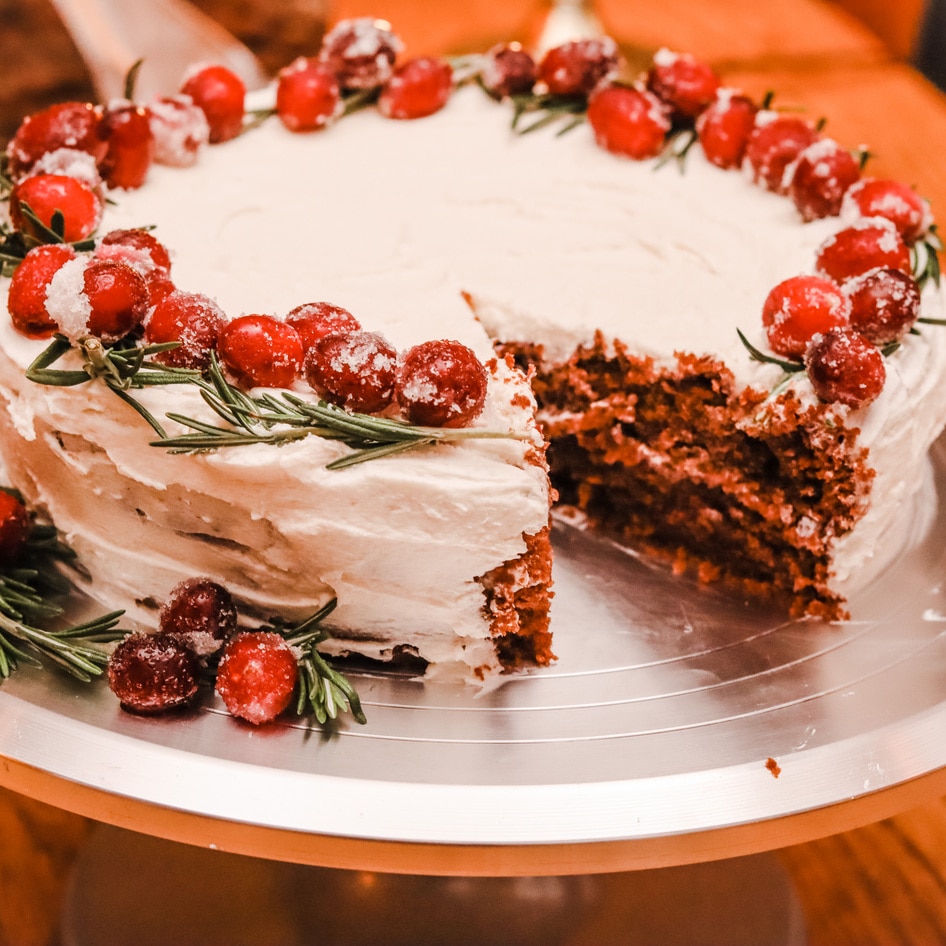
<box><xmin>804</xmin><ymin>328</ymin><xmax>885</xmax><ymax>408</ymax></box>
<box><xmin>0</xmin><ymin>491</ymin><xmax>31</xmax><ymax>566</ymax></box>
<box><xmin>276</xmin><ymin>58</ymin><xmax>342</xmax><ymax>132</ymax></box>
<box><xmin>318</xmin><ymin>17</ymin><xmax>403</xmax><ymax>91</ymax></box>
<box><xmin>286</xmin><ymin>301</ymin><xmax>361</xmax><ymax>350</ymax></box>
<box><xmin>841</xmin><ymin>177</ymin><xmax>931</xmax><ymax>245</ymax></box>
<box><xmin>215</xmin><ymin>631</ymin><xmax>298</xmax><ymax>725</ymax></box>
<box><xmin>762</xmin><ymin>274</ymin><xmax>851</xmax><ymax>359</ymax></box>
<box><xmin>217</xmin><ymin>314</ymin><xmax>304</xmax><ymax>388</ymax></box>
<box><xmin>180</xmin><ymin>64</ymin><xmax>245</xmax><ymax>143</ymax></box>
<box><xmin>146</xmin><ymin>291</ymin><xmax>226</xmax><ymax>369</ymax></box>
<box><xmin>480</xmin><ymin>43</ymin><xmax>537</xmax><ymax>99</ymax></box>
<box><xmin>99</xmin><ymin>101</ymin><xmax>154</xmax><ymax>190</ymax></box>
<box><xmin>396</xmin><ymin>339</ymin><xmax>488</xmax><ymax>428</ymax></box>
<box><xmin>31</xmin><ymin>148</ymin><xmax>103</xmax><ymax>193</ymax></box>
<box><xmin>814</xmin><ymin>220</ymin><xmax>911</xmax><ymax>284</ymax></box>
<box><xmin>537</xmin><ymin>37</ymin><xmax>620</xmax><ymax>98</ymax></box>
<box><xmin>378</xmin><ymin>57</ymin><xmax>453</xmax><ymax>120</ymax></box>
<box><xmin>148</xmin><ymin>94</ymin><xmax>211</xmax><ymax>166</ymax></box>
<box><xmin>107</xmin><ymin>632</ymin><xmax>202</xmax><ymax>714</ymax></box>
<box><xmin>7</xmin><ymin>243</ymin><xmax>77</xmax><ymax>339</ymax></box>
<box><xmin>82</xmin><ymin>258</ymin><xmax>150</xmax><ymax>342</ymax></box>
<box><xmin>843</xmin><ymin>267</ymin><xmax>922</xmax><ymax>344</ymax></box>
<box><xmin>696</xmin><ymin>89</ymin><xmax>758</xmax><ymax>170</ymax></box>
<box><xmin>788</xmin><ymin>139</ymin><xmax>861</xmax><ymax>221</ymax></box>
<box><xmin>159</xmin><ymin>577</ymin><xmax>238</xmax><ymax>656</ymax></box>
<box><xmin>9</xmin><ymin>173</ymin><xmax>101</xmax><ymax>242</ymax></box>
<box><xmin>96</xmin><ymin>228</ymin><xmax>174</xmax><ymax>306</ymax></box>
<box><xmin>745</xmin><ymin>114</ymin><xmax>820</xmax><ymax>194</ymax></box>
<box><xmin>646</xmin><ymin>49</ymin><xmax>720</xmax><ymax>120</ymax></box>
<box><xmin>586</xmin><ymin>85</ymin><xmax>670</xmax><ymax>160</ymax></box>
<box><xmin>6</xmin><ymin>101</ymin><xmax>106</xmax><ymax>179</ymax></box>
<box><xmin>304</xmin><ymin>330</ymin><xmax>398</xmax><ymax>414</ymax></box>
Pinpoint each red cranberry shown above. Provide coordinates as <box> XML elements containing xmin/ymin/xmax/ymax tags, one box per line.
<box><xmin>843</xmin><ymin>267</ymin><xmax>922</xmax><ymax>344</ymax></box>
<box><xmin>215</xmin><ymin>631</ymin><xmax>298</xmax><ymax>725</ymax></box>
<box><xmin>180</xmin><ymin>64</ymin><xmax>245</xmax><ymax>143</ymax></box>
<box><xmin>481</xmin><ymin>43</ymin><xmax>537</xmax><ymax>99</ymax></box>
<box><xmin>745</xmin><ymin>114</ymin><xmax>820</xmax><ymax>194</ymax></box>
<box><xmin>148</xmin><ymin>94</ymin><xmax>211</xmax><ymax>166</ymax></box>
<box><xmin>286</xmin><ymin>301</ymin><xmax>361</xmax><ymax>350</ymax></box>
<box><xmin>396</xmin><ymin>339</ymin><xmax>489</xmax><ymax>428</ymax></box>
<box><xmin>99</xmin><ymin>102</ymin><xmax>154</xmax><ymax>190</ymax></box>
<box><xmin>107</xmin><ymin>632</ymin><xmax>202</xmax><ymax>714</ymax></box>
<box><xmin>0</xmin><ymin>491</ymin><xmax>31</xmax><ymax>566</ymax></box>
<box><xmin>9</xmin><ymin>173</ymin><xmax>101</xmax><ymax>242</ymax></box>
<box><xmin>318</xmin><ymin>17</ymin><xmax>403</xmax><ymax>90</ymax></box>
<box><xmin>762</xmin><ymin>274</ymin><xmax>851</xmax><ymax>359</ymax></box>
<box><xmin>7</xmin><ymin>243</ymin><xmax>77</xmax><ymax>339</ymax></box>
<box><xmin>841</xmin><ymin>177</ymin><xmax>931</xmax><ymax>244</ymax></box>
<box><xmin>146</xmin><ymin>291</ymin><xmax>226</xmax><ymax>370</ymax></box>
<box><xmin>6</xmin><ymin>101</ymin><xmax>106</xmax><ymax>179</ymax></box>
<box><xmin>82</xmin><ymin>258</ymin><xmax>150</xmax><ymax>342</ymax></box>
<box><xmin>159</xmin><ymin>577</ymin><xmax>238</xmax><ymax>655</ymax></box>
<box><xmin>696</xmin><ymin>90</ymin><xmax>758</xmax><ymax>170</ymax></box>
<box><xmin>788</xmin><ymin>139</ymin><xmax>861</xmax><ymax>221</ymax></box>
<box><xmin>537</xmin><ymin>37</ymin><xmax>620</xmax><ymax>97</ymax></box>
<box><xmin>304</xmin><ymin>330</ymin><xmax>398</xmax><ymax>414</ymax></box>
<box><xmin>815</xmin><ymin>221</ymin><xmax>911</xmax><ymax>284</ymax></box>
<box><xmin>646</xmin><ymin>48</ymin><xmax>721</xmax><ymax>120</ymax></box>
<box><xmin>378</xmin><ymin>57</ymin><xmax>453</xmax><ymax>120</ymax></box>
<box><xmin>276</xmin><ymin>58</ymin><xmax>342</xmax><ymax>132</ymax></box>
<box><xmin>587</xmin><ymin>85</ymin><xmax>670</xmax><ymax>160</ymax></box>
<box><xmin>804</xmin><ymin>328</ymin><xmax>885</xmax><ymax>408</ymax></box>
<box><xmin>217</xmin><ymin>314</ymin><xmax>304</xmax><ymax>388</ymax></box>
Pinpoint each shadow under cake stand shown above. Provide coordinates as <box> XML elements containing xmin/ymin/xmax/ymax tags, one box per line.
<box><xmin>4</xmin><ymin>437</ymin><xmax>946</xmax><ymax>944</ymax></box>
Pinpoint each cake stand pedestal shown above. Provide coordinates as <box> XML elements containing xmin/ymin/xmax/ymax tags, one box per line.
<box><xmin>60</xmin><ymin>826</ymin><xmax>806</xmax><ymax>946</ymax></box>
<box><xmin>7</xmin><ymin>438</ymin><xmax>946</xmax><ymax>946</ymax></box>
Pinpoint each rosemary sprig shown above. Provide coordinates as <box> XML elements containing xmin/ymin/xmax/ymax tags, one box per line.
<box><xmin>737</xmin><ymin>328</ymin><xmax>806</xmax><ymax>373</ymax></box>
<box><xmin>152</xmin><ymin>355</ymin><xmax>530</xmax><ymax>469</ymax></box>
<box><xmin>0</xmin><ymin>505</ymin><xmax>125</xmax><ymax>681</ymax></box>
<box><xmin>509</xmin><ymin>91</ymin><xmax>587</xmax><ymax>136</ymax></box>
<box><xmin>913</xmin><ymin>224</ymin><xmax>943</xmax><ymax>290</ymax></box>
<box><xmin>265</xmin><ymin>600</ymin><xmax>367</xmax><ymax>725</ymax></box>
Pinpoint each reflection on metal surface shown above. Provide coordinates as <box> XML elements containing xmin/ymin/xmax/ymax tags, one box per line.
<box><xmin>1</xmin><ymin>439</ymin><xmax>946</xmax><ymax>850</ymax></box>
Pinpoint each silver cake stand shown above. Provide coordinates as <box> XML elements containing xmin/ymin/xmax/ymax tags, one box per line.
<box><xmin>4</xmin><ymin>437</ymin><xmax>946</xmax><ymax>944</ymax></box>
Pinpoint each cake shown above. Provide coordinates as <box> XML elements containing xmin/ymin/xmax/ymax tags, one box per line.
<box><xmin>1</xmin><ymin>22</ymin><xmax>945</xmax><ymax>688</ymax></box>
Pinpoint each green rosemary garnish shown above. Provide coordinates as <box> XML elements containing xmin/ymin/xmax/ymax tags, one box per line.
<box><xmin>0</xmin><ymin>504</ymin><xmax>124</xmax><ymax>682</ymax></box>
<box><xmin>27</xmin><ymin>337</ymin><xmax>528</xmax><ymax>469</ymax></box>
<box><xmin>737</xmin><ymin>328</ymin><xmax>806</xmax><ymax>373</ymax></box>
<box><xmin>265</xmin><ymin>600</ymin><xmax>366</xmax><ymax>725</ymax></box>
<box><xmin>913</xmin><ymin>224</ymin><xmax>943</xmax><ymax>290</ymax></box>
<box><xmin>509</xmin><ymin>91</ymin><xmax>587</xmax><ymax>136</ymax></box>
<box><xmin>154</xmin><ymin>356</ymin><xmax>530</xmax><ymax>470</ymax></box>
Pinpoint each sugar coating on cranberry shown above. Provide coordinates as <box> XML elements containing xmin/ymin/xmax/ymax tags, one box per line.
<box><xmin>397</xmin><ymin>339</ymin><xmax>489</xmax><ymax>428</ymax></box>
<box><xmin>30</xmin><ymin>147</ymin><xmax>103</xmax><ymax>193</ymax></box>
<box><xmin>304</xmin><ymin>330</ymin><xmax>398</xmax><ymax>414</ymax></box>
<box><xmin>762</xmin><ymin>274</ymin><xmax>851</xmax><ymax>359</ymax></box>
<box><xmin>0</xmin><ymin>490</ymin><xmax>31</xmax><ymax>566</ymax></box>
<box><xmin>804</xmin><ymin>328</ymin><xmax>885</xmax><ymax>408</ymax></box>
<box><xmin>318</xmin><ymin>17</ymin><xmax>403</xmax><ymax>91</ymax></box>
<box><xmin>814</xmin><ymin>219</ymin><xmax>911</xmax><ymax>284</ymax></box>
<box><xmin>217</xmin><ymin>314</ymin><xmax>304</xmax><ymax>388</ymax></box>
<box><xmin>647</xmin><ymin>48</ymin><xmax>721</xmax><ymax>119</ymax></box>
<box><xmin>788</xmin><ymin>138</ymin><xmax>861</xmax><ymax>221</ymax></box>
<box><xmin>159</xmin><ymin>577</ymin><xmax>238</xmax><ymax>656</ymax></box>
<box><xmin>587</xmin><ymin>85</ymin><xmax>670</xmax><ymax>160</ymax></box>
<box><xmin>107</xmin><ymin>632</ymin><xmax>202</xmax><ymax>714</ymax></box>
<box><xmin>840</xmin><ymin>177</ymin><xmax>932</xmax><ymax>245</ymax></box>
<box><xmin>215</xmin><ymin>631</ymin><xmax>298</xmax><ymax>725</ymax></box>
<box><xmin>286</xmin><ymin>301</ymin><xmax>361</xmax><ymax>350</ymax></box>
<box><xmin>81</xmin><ymin>258</ymin><xmax>150</xmax><ymax>343</ymax></box>
<box><xmin>843</xmin><ymin>267</ymin><xmax>922</xmax><ymax>344</ymax></box>
<box><xmin>7</xmin><ymin>243</ymin><xmax>77</xmax><ymax>339</ymax></box>
<box><xmin>379</xmin><ymin>57</ymin><xmax>454</xmax><ymax>120</ymax></box>
<box><xmin>147</xmin><ymin>290</ymin><xmax>226</xmax><ymax>369</ymax></box>
<box><xmin>538</xmin><ymin>37</ymin><xmax>620</xmax><ymax>98</ymax></box>
<box><xmin>148</xmin><ymin>94</ymin><xmax>211</xmax><ymax>166</ymax></box>
<box><xmin>276</xmin><ymin>58</ymin><xmax>343</xmax><ymax>132</ymax></box>
<box><xmin>481</xmin><ymin>43</ymin><xmax>537</xmax><ymax>99</ymax></box>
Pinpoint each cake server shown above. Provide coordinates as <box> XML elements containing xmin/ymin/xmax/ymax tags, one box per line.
<box><xmin>47</xmin><ymin>0</ymin><xmax>270</xmax><ymax>102</ymax></box>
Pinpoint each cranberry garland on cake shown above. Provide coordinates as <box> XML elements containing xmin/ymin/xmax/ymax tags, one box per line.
<box><xmin>1</xmin><ymin>19</ymin><xmax>945</xmax><ymax>726</ymax></box>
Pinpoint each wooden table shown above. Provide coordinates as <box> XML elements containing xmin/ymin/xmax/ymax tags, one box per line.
<box><xmin>3</xmin><ymin>1</ymin><xmax>946</xmax><ymax>944</ymax></box>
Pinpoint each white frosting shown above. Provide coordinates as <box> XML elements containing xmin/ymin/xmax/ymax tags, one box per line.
<box><xmin>1</xmin><ymin>81</ymin><xmax>945</xmax><ymax>670</ymax></box>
